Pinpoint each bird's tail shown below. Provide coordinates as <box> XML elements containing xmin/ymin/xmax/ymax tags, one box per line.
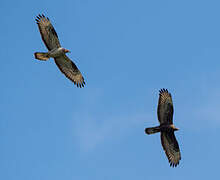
<box><xmin>145</xmin><ymin>126</ymin><xmax>161</xmax><ymax>135</ymax></box>
<box><xmin>34</xmin><ymin>52</ymin><xmax>50</xmax><ymax>61</ymax></box>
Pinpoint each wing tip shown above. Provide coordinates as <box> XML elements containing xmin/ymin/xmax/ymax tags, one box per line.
<box><xmin>169</xmin><ymin>161</ymin><xmax>180</xmax><ymax>168</ymax></box>
<box><xmin>35</xmin><ymin>13</ymin><xmax>49</xmax><ymax>23</ymax></box>
<box><xmin>159</xmin><ymin>88</ymin><xmax>172</xmax><ymax>97</ymax></box>
<box><xmin>159</xmin><ymin>88</ymin><xmax>169</xmax><ymax>94</ymax></box>
<box><xmin>168</xmin><ymin>155</ymin><xmax>180</xmax><ymax>167</ymax></box>
<box><xmin>75</xmin><ymin>80</ymin><xmax>86</xmax><ymax>88</ymax></box>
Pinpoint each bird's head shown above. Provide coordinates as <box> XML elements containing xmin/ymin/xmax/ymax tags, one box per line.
<box><xmin>170</xmin><ymin>124</ymin><xmax>179</xmax><ymax>131</ymax></box>
<box><xmin>63</xmin><ymin>48</ymin><xmax>71</xmax><ymax>53</ymax></box>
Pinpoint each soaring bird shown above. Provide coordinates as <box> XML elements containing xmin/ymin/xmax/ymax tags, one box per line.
<box><xmin>34</xmin><ymin>14</ymin><xmax>85</xmax><ymax>88</ymax></box>
<box><xmin>145</xmin><ymin>89</ymin><xmax>181</xmax><ymax>167</ymax></box>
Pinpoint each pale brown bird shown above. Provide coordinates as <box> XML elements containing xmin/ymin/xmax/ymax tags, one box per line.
<box><xmin>34</xmin><ymin>14</ymin><xmax>85</xmax><ymax>88</ymax></box>
<box><xmin>145</xmin><ymin>89</ymin><xmax>181</xmax><ymax>167</ymax></box>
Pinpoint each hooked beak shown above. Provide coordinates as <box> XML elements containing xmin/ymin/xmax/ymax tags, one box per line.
<box><xmin>174</xmin><ymin>127</ymin><xmax>179</xmax><ymax>131</ymax></box>
<box><xmin>171</xmin><ymin>124</ymin><xmax>179</xmax><ymax>131</ymax></box>
<box><xmin>64</xmin><ymin>49</ymin><xmax>71</xmax><ymax>53</ymax></box>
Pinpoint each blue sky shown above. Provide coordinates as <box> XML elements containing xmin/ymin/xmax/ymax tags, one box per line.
<box><xmin>1</xmin><ymin>0</ymin><xmax>220</xmax><ymax>179</ymax></box>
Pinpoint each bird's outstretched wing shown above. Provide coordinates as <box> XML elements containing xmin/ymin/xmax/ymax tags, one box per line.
<box><xmin>35</xmin><ymin>14</ymin><xmax>61</xmax><ymax>51</ymax></box>
<box><xmin>157</xmin><ymin>89</ymin><xmax>174</xmax><ymax>125</ymax></box>
<box><xmin>54</xmin><ymin>55</ymin><xmax>85</xmax><ymax>88</ymax></box>
<box><xmin>161</xmin><ymin>132</ymin><xmax>181</xmax><ymax>167</ymax></box>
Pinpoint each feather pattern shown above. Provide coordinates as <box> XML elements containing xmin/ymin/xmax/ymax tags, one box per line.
<box><xmin>161</xmin><ymin>132</ymin><xmax>181</xmax><ymax>167</ymax></box>
<box><xmin>157</xmin><ymin>88</ymin><xmax>174</xmax><ymax>124</ymax></box>
<box><xmin>35</xmin><ymin>14</ymin><xmax>61</xmax><ymax>51</ymax></box>
<box><xmin>54</xmin><ymin>55</ymin><xmax>85</xmax><ymax>88</ymax></box>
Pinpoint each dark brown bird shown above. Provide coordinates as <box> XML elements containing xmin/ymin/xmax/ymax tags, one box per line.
<box><xmin>34</xmin><ymin>14</ymin><xmax>85</xmax><ymax>88</ymax></box>
<box><xmin>145</xmin><ymin>89</ymin><xmax>181</xmax><ymax>167</ymax></box>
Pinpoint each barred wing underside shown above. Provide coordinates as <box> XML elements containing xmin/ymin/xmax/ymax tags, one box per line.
<box><xmin>157</xmin><ymin>89</ymin><xmax>174</xmax><ymax>125</ymax></box>
<box><xmin>161</xmin><ymin>132</ymin><xmax>181</xmax><ymax>167</ymax></box>
<box><xmin>54</xmin><ymin>55</ymin><xmax>85</xmax><ymax>88</ymax></box>
<box><xmin>35</xmin><ymin>14</ymin><xmax>61</xmax><ymax>51</ymax></box>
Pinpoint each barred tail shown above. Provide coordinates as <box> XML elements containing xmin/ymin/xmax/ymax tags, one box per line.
<box><xmin>145</xmin><ymin>126</ymin><xmax>161</xmax><ymax>135</ymax></box>
<box><xmin>34</xmin><ymin>52</ymin><xmax>49</xmax><ymax>61</ymax></box>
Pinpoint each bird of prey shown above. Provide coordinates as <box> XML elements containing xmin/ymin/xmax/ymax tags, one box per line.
<box><xmin>34</xmin><ymin>14</ymin><xmax>85</xmax><ymax>88</ymax></box>
<box><xmin>145</xmin><ymin>89</ymin><xmax>181</xmax><ymax>167</ymax></box>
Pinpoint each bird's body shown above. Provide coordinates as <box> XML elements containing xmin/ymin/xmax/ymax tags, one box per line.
<box><xmin>34</xmin><ymin>14</ymin><xmax>85</xmax><ymax>88</ymax></box>
<box><xmin>48</xmin><ymin>47</ymin><xmax>68</xmax><ymax>58</ymax></box>
<box><xmin>35</xmin><ymin>47</ymin><xmax>69</xmax><ymax>60</ymax></box>
<box><xmin>145</xmin><ymin>89</ymin><xmax>181</xmax><ymax>167</ymax></box>
<box><xmin>146</xmin><ymin>124</ymin><xmax>179</xmax><ymax>134</ymax></box>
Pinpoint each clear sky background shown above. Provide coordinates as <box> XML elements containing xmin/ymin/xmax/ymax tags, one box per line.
<box><xmin>1</xmin><ymin>0</ymin><xmax>220</xmax><ymax>179</ymax></box>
